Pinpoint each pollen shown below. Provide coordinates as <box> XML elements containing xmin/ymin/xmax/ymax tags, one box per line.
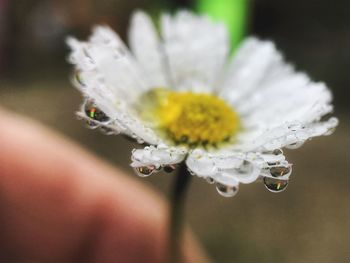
<box><xmin>139</xmin><ymin>88</ymin><xmax>240</xmax><ymax>147</ymax></box>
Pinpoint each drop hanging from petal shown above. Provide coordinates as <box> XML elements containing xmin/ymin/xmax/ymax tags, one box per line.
<box><xmin>273</xmin><ymin>149</ymin><xmax>283</xmax><ymax>155</ymax></box>
<box><xmin>264</xmin><ymin>164</ymin><xmax>291</xmax><ymax>192</ymax></box>
<box><xmin>269</xmin><ymin>165</ymin><xmax>292</xmax><ymax>177</ymax></box>
<box><xmin>216</xmin><ymin>183</ymin><xmax>239</xmax><ymax>197</ymax></box>
<box><xmin>134</xmin><ymin>166</ymin><xmax>156</xmax><ymax>177</ymax></box>
<box><xmin>206</xmin><ymin>177</ymin><xmax>215</xmax><ymax>184</ymax></box>
<box><xmin>84</xmin><ymin>100</ymin><xmax>110</xmax><ymax>123</ymax></box>
<box><xmin>285</xmin><ymin>141</ymin><xmax>305</xmax><ymax>149</ymax></box>
<box><xmin>99</xmin><ymin>126</ymin><xmax>116</xmax><ymax>135</ymax></box>
<box><xmin>264</xmin><ymin>177</ymin><xmax>288</xmax><ymax>193</ymax></box>
<box><xmin>74</xmin><ymin>70</ymin><xmax>85</xmax><ymax>86</ymax></box>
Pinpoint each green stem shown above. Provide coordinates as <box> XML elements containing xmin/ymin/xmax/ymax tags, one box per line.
<box><xmin>196</xmin><ymin>0</ymin><xmax>249</xmax><ymax>51</ymax></box>
<box><xmin>169</xmin><ymin>162</ymin><xmax>192</xmax><ymax>263</ymax></box>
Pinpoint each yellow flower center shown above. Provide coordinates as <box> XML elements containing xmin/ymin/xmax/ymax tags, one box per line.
<box><xmin>138</xmin><ymin>88</ymin><xmax>240</xmax><ymax>147</ymax></box>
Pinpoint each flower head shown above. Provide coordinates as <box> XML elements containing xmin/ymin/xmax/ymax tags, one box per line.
<box><xmin>67</xmin><ymin>10</ymin><xmax>338</xmax><ymax>197</ymax></box>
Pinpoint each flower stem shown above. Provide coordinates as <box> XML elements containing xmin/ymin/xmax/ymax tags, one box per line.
<box><xmin>196</xmin><ymin>0</ymin><xmax>249</xmax><ymax>51</ymax></box>
<box><xmin>169</xmin><ymin>162</ymin><xmax>192</xmax><ymax>263</ymax></box>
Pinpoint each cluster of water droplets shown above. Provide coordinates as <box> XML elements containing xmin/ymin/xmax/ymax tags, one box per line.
<box><xmin>134</xmin><ymin>164</ymin><xmax>177</xmax><ymax>177</ymax></box>
<box><xmin>263</xmin><ymin>165</ymin><xmax>290</xmax><ymax>192</ymax></box>
<box><xmin>263</xmin><ymin>149</ymin><xmax>291</xmax><ymax>193</ymax></box>
<box><xmin>187</xmin><ymin>148</ymin><xmax>291</xmax><ymax>197</ymax></box>
<box><xmin>133</xmin><ymin>146</ymin><xmax>292</xmax><ymax>197</ymax></box>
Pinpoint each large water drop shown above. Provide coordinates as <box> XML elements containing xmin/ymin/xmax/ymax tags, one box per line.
<box><xmin>270</xmin><ymin>166</ymin><xmax>292</xmax><ymax>177</ymax></box>
<box><xmin>84</xmin><ymin>100</ymin><xmax>110</xmax><ymax>122</ymax></box>
<box><xmin>134</xmin><ymin>166</ymin><xmax>155</xmax><ymax>177</ymax></box>
<box><xmin>264</xmin><ymin>177</ymin><xmax>288</xmax><ymax>193</ymax></box>
<box><xmin>216</xmin><ymin>183</ymin><xmax>239</xmax><ymax>197</ymax></box>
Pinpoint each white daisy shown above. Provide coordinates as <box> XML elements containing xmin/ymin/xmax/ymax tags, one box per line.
<box><xmin>67</xmin><ymin>10</ymin><xmax>338</xmax><ymax>197</ymax></box>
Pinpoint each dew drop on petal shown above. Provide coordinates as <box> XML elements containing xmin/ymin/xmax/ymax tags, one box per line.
<box><xmin>325</xmin><ymin>126</ymin><xmax>336</xmax><ymax>136</ymax></box>
<box><xmin>74</xmin><ymin>70</ymin><xmax>85</xmax><ymax>86</ymax></box>
<box><xmin>285</xmin><ymin>141</ymin><xmax>304</xmax><ymax>149</ymax></box>
<box><xmin>206</xmin><ymin>177</ymin><xmax>215</xmax><ymax>184</ymax></box>
<box><xmin>136</xmin><ymin>138</ymin><xmax>145</xmax><ymax>144</ymax></box>
<box><xmin>216</xmin><ymin>183</ymin><xmax>239</xmax><ymax>197</ymax></box>
<box><xmin>273</xmin><ymin>149</ymin><xmax>283</xmax><ymax>155</ymax></box>
<box><xmin>99</xmin><ymin>126</ymin><xmax>115</xmax><ymax>135</ymax></box>
<box><xmin>85</xmin><ymin>120</ymin><xmax>99</xmax><ymax>129</ymax></box>
<box><xmin>238</xmin><ymin>160</ymin><xmax>253</xmax><ymax>174</ymax></box>
<box><xmin>270</xmin><ymin>166</ymin><xmax>290</xmax><ymax>177</ymax></box>
<box><xmin>134</xmin><ymin>166</ymin><xmax>155</xmax><ymax>177</ymax></box>
<box><xmin>264</xmin><ymin>177</ymin><xmax>288</xmax><ymax>193</ymax></box>
<box><xmin>270</xmin><ymin>166</ymin><xmax>292</xmax><ymax>177</ymax></box>
<box><xmin>84</xmin><ymin>100</ymin><xmax>110</xmax><ymax>122</ymax></box>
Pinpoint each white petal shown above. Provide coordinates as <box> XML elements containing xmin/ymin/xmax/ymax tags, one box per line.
<box><xmin>67</xmin><ymin>26</ymin><xmax>148</xmax><ymax>106</ymax></box>
<box><xmin>186</xmin><ymin>149</ymin><xmax>260</xmax><ymax>185</ymax></box>
<box><xmin>67</xmin><ymin>27</ymin><xmax>162</xmax><ymax>145</ymax></box>
<box><xmin>218</xmin><ymin>38</ymin><xmax>338</xmax><ymax>152</ymax></box>
<box><xmin>76</xmin><ymin>98</ymin><xmax>162</xmax><ymax>144</ymax></box>
<box><xmin>128</xmin><ymin>11</ymin><xmax>170</xmax><ymax>88</ymax></box>
<box><xmin>220</xmin><ymin>38</ymin><xmax>333</xmax><ymax>127</ymax></box>
<box><xmin>185</xmin><ymin>149</ymin><xmax>217</xmax><ymax>177</ymax></box>
<box><xmin>219</xmin><ymin>38</ymin><xmax>284</xmax><ymax>104</ymax></box>
<box><xmin>247</xmin><ymin>117</ymin><xmax>339</xmax><ymax>151</ymax></box>
<box><xmin>161</xmin><ymin>11</ymin><xmax>229</xmax><ymax>93</ymax></box>
<box><xmin>220</xmin><ymin>38</ymin><xmax>333</xmax><ymax>126</ymax></box>
<box><xmin>131</xmin><ymin>144</ymin><xmax>187</xmax><ymax>168</ymax></box>
<box><xmin>239</xmin><ymin>76</ymin><xmax>333</xmax><ymax>127</ymax></box>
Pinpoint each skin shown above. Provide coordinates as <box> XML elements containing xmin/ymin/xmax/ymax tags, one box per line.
<box><xmin>0</xmin><ymin>108</ymin><xmax>209</xmax><ymax>263</ymax></box>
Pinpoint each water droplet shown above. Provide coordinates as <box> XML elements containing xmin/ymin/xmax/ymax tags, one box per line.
<box><xmin>163</xmin><ymin>165</ymin><xmax>176</xmax><ymax>173</ymax></box>
<box><xmin>216</xmin><ymin>183</ymin><xmax>239</xmax><ymax>197</ymax></box>
<box><xmin>270</xmin><ymin>166</ymin><xmax>291</xmax><ymax>177</ymax></box>
<box><xmin>136</xmin><ymin>138</ymin><xmax>145</xmax><ymax>144</ymax></box>
<box><xmin>84</xmin><ymin>100</ymin><xmax>110</xmax><ymax>122</ymax></box>
<box><xmin>267</xmin><ymin>162</ymin><xmax>278</xmax><ymax>167</ymax></box>
<box><xmin>325</xmin><ymin>126</ymin><xmax>336</xmax><ymax>136</ymax></box>
<box><xmin>134</xmin><ymin>166</ymin><xmax>155</xmax><ymax>177</ymax></box>
<box><xmin>206</xmin><ymin>177</ymin><xmax>215</xmax><ymax>184</ymax></box>
<box><xmin>285</xmin><ymin>141</ymin><xmax>304</xmax><ymax>149</ymax></box>
<box><xmin>85</xmin><ymin>120</ymin><xmax>99</xmax><ymax>129</ymax></box>
<box><xmin>264</xmin><ymin>177</ymin><xmax>288</xmax><ymax>193</ymax></box>
<box><xmin>74</xmin><ymin>70</ymin><xmax>85</xmax><ymax>86</ymax></box>
<box><xmin>238</xmin><ymin>160</ymin><xmax>253</xmax><ymax>174</ymax></box>
<box><xmin>273</xmin><ymin>149</ymin><xmax>283</xmax><ymax>155</ymax></box>
<box><xmin>99</xmin><ymin>126</ymin><xmax>115</xmax><ymax>135</ymax></box>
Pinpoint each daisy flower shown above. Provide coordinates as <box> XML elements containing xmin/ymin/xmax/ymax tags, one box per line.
<box><xmin>67</xmin><ymin>10</ymin><xmax>338</xmax><ymax>197</ymax></box>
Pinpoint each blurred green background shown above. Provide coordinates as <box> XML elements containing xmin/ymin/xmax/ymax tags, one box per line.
<box><xmin>0</xmin><ymin>0</ymin><xmax>349</xmax><ymax>262</ymax></box>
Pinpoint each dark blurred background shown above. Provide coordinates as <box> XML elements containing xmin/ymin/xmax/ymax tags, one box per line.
<box><xmin>0</xmin><ymin>0</ymin><xmax>349</xmax><ymax>262</ymax></box>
